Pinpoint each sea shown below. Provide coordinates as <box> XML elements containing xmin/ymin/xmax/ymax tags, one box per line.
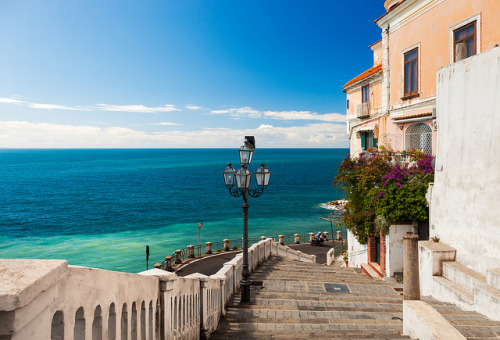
<box><xmin>0</xmin><ymin>148</ymin><xmax>348</xmax><ymax>273</ymax></box>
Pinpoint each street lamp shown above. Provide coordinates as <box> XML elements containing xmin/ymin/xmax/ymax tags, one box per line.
<box><xmin>222</xmin><ymin>136</ymin><xmax>271</xmax><ymax>304</ymax></box>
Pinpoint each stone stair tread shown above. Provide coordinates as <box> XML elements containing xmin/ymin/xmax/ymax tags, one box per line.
<box><xmin>443</xmin><ymin>261</ymin><xmax>487</xmax><ymax>293</ymax></box>
<box><xmin>361</xmin><ymin>263</ymin><xmax>383</xmax><ymax>279</ymax></box>
<box><xmin>434</xmin><ymin>275</ymin><xmax>474</xmax><ymax>302</ymax></box>
<box><xmin>211</xmin><ymin>330</ymin><xmax>411</xmax><ymax>340</ymax></box>
<box><xmin>368</xmin><ymin>262</ymin><xmax>384</xmax><ymax>277</ymax></box>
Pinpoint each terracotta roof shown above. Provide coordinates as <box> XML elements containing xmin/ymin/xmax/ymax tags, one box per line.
<box><xmin>343</xmin><ymin>64</ymin><xmax>382</xmax><ymax>90</ymax></box>
<box><xmin>392</xmin><ymin>112</ymin><xmax>433</xmax><ymax>121</ymax></box>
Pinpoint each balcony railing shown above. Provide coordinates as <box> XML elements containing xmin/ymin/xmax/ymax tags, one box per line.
<box><xmin>357</xmin><ymin>102</ymin><xmax>370</xmax><ymax>118</ymax></box>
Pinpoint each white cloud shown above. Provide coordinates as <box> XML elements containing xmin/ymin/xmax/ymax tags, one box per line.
<box><xmin>28</xmin><ymin>103</ymin><xmax>86</xmax><ymax>111</ymax></box>
<box><xmin>211</xmin><ymin>107</ymin><xmax>261</xmax><ymax>118</ymax></box>
<box><xmin>0</xmin><ymin>97</ymin><xmax>24</xmax><ymax>104</ymax></box>
<box><xmin>95</xmin><ymin>104</ymin><xmax>179</xmax><ymax>113</ymax></box>
<box><xmin>0</xmin><ymin>120</ymin><xmax>348</xmax><ymax>148</ymax></box>
<box><xmin>150</xmin><ymin>122</ymin><xmax>182</xmax><ymax>126</ymax></box>
<box><xmin>185</xmin><ymin>105</ymin><xmax>203</xmax><ymax>110</ymax></box>
<box><xmin>263</xmin><ymin>111</ymin><xmax>345</xmax><ymax>123</ymax></box>
<box><xmin>211</xmin><ymin>109</ymin><xmax>231</xmax><ymax>114</ymax></box>
<box><xmin>210</xmin><ymin>107</ymin><xmax>345</xmax><ymax>122</ymax></box>
<box><xmin>257</xmin><ymin>124</ymin><xmax>273</xmax><ymax>129</ymax></box>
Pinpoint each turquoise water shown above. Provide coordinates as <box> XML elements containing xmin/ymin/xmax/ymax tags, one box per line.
<box><xmin>0</xmin><ymin>149</ymin><xmax>347</xmax><ymax>273</ymax></box>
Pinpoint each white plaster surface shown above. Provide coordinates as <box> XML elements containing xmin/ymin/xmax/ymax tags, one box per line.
<box><xmin>403</xmin><ymin>300</ymin><xmax>466</xmax><ymax>340</ymax></box>
<box><xmin>347</xmin><ymin>229</ymin><xmax>367</xmax><ymax>268</ymax></box>
<box><xmin>386</xmin><ymin>223</ymin><xmax>414</xmax><ymax>277</ymax></box>
<box><xmin>418</xmin><ymin>241</ymin><xmax>456</xmax><ymax>296</ymax></box>
<box><xmin>432</xmin><ymin>47</ymin><xmax>500</xmax><ymax>275</ymax></box>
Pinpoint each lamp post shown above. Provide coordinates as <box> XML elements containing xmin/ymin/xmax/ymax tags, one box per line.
<box><xmin>222</xmin><ymin>136</ymin><xmax>271</xmax><ymax>304</ymax></box>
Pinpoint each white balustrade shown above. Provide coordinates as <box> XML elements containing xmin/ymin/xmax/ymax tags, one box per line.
<box><xmin>0</xmin><ymin>238</ymin><xmax>316</xmax><ymax>340</ymax></box>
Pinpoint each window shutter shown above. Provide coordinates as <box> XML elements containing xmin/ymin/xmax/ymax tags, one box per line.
<box><xmin>456</xmin><ymin>42</ymin><xmax>467</xmax><ymax>61</ymax></box>
<box><xmin>361</xmin><ymin>132</ymin><xmax>366</xmax><ymax>150</ymax></box>
<box><xmin>373</xmin><ymin>135</ymin><xmax>378</xmax><ymax>149</ymax></box>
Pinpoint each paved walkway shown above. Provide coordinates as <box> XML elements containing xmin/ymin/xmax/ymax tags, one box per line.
<box><xmin>211</xmin><ymin>257</ymin><xmax>410</xmax><ymax>339</ymax></box>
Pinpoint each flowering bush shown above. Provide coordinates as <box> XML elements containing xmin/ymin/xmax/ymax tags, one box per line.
<box><xmin>333</xmin><ymin>150</ymin><xmax>434</xmax><ymax>244</ymax></box>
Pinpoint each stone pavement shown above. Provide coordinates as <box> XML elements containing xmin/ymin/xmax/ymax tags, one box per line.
<box><xmin>211</xmin><ymin>257</ymin><xmax>411</xmax><ymax>339</ymax></box>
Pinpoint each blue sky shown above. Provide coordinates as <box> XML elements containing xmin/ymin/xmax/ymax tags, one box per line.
<box><xmin>0</xmin><ymin>0</ymin><xmax>385</xmax><ymax>148</ymax></box>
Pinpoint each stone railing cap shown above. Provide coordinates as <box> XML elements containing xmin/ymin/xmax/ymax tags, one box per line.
<box><xmin>0</xmin><ymin>259</ymin><xmax>68</xmax><ymax>311</ymax></box>
<box><xmin>185</xmin><ymin>273</ymin><xmax>209</xmax><ymax>281</ymax></box>
<box><xmin>138</xmin><ymin>268</ymin><xmax>177</xmax><ymax>281</ymax></box>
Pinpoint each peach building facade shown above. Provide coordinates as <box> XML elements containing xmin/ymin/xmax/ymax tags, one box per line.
<box><xmin>343</xmin><ymin>0</ymin><xmax>500</xmax><ymax>157</ymax></box>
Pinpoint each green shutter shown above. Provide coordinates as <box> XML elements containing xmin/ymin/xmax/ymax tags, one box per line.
<box><xmin>373</xmin><ymin>135</ymin><xmax>378</xmax><ymax>149</ymax></box>
<box><xmin>361</xmin><ymin>132</ymin><xmax>366</xmax><ymax>150</ymax></box>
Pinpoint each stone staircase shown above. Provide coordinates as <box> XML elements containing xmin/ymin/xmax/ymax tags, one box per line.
<box><xmin>361</xmin><ymin>262</ymin><xmax>384</xmax><ymax>279</ymax></box>
<box><xmin>423</xmin><ymin>296</ymin><xmax>500</xmax><ymax>339</ymax></box>
<box><xmin>432</xmin><ymin>260</ymin><xmax>500</xmax><ymax>321</ymax></box>
<box><xmin>211</xmin><ymin>257</ymin><xmax>411</xmax><ymax>339</ymax></box>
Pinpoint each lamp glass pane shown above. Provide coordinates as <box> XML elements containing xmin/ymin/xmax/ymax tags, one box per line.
<box><xmin>235</xmin><ymin>168</ymin><xmax>251</xmax><ymax>189</ymax></box>
<box><xmin>239</xmin><ymin>148</ymin><xmax>254</xmax><ymax>166</ymax></box>
<box><xmin>223</xmin><ymin>167</ymin><xmax>235</xmax><ymax>187</ymax></box>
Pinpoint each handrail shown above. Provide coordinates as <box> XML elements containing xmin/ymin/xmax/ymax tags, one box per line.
<box><xmin>158</xmin><ymin>231</ymin><xmax>334</xmax><ymax>270</ymax></box>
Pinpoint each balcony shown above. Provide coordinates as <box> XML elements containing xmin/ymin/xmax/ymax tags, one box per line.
<box><xmin>357</xmin><ymin>103</ymin><xmax>371</xmax><ymax>119</ymax></box>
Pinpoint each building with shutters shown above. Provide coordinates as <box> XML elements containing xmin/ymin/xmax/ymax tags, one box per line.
<box><xmin>343</xmin><ymin>0</ymin><xmax>500</xmax><ymax>158</ymax></box>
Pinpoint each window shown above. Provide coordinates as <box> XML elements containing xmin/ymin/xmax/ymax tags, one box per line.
<box><xmin>361</xmin><ymin>131</ymin><xmax>378</xmax><ymax>151</ymax></box>
<box><xmin>454</xmin><ymin>21</ymin><xmax>476</xmax><ymax>61</ymax></box>
<box><xmin>362</xmin><ymin>85</ymin><xmax>369</xmax><ymax>103</ymax></box>
<box><xmin>346</xmin><ymin>99</ymin><xmax>350</xmax><ymax>109</ymax></box>
<box><xmin>404</xmin><ymin>48</ymin><xmax>418</xmax><ymax>97</ymax></box>
<box><xmin>405</xmin><ymin>123</ymin><xmax>432</xmax><ymax>155</ymax></box>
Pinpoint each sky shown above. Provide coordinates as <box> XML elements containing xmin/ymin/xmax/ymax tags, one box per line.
<box><xmin>0</xmin><ymin>0</ymin><xmax>386</xmax><ymax>148</ymax></box>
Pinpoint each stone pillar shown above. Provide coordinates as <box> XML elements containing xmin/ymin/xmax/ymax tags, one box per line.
<box><xmin>380</xmin><ymin>231</ymin><xmax>386</xmax><ymax>276</ymax></box>
<box><xmin>323</xmin><ymin>232</ymin><xmax>329</xmax><ymax>241</ymax></box>
<box><xmin>174</xmin><ymin>250</ymin><xmax>182</xmax><ymax>264</ymax></box>
<box><xmin>165</xmin><ymin>256</ymin><xmax>173</xmax><ymax>271</ymax></box>
<box><xmin>309</xmin><ymin>233</ymin><xmax>315</xmax><ymax>242</ymax></box>
<box><xmin>278</xmin><ymin>235</ymin><xmax>284</xmax><ymax>245</ymax></box>
<box><xmin>367</xmin><ymin>236</ymin><xmax>377</xmax><ymax>262</ymax></box>
<box><xmin>294</xmin><ymin>234</ymin><xmax>300</xmax><ymax>244</ymax></box>
<box><xmin>337</xmin><ymin>230</ymin><xmax>343</xmax><ymax>240</ymax></box>
<box><xmin>403</xmin><ymin>233</ymin><xmax>420</xmax><ymax>300</ymax></box>
<box><xmin>223</xmin><ymin>239</ymin><xmax>230</xmax><ymax>251</ymax></box>
<box><xmin>187</xmin><ymin>245</ymin><xmax>195</xmax><ymax>258</ymax></box>
<box><xmin>205</xmin><ymin>241</ymin><xmax>213</xmax><ymax>254</ymax></box>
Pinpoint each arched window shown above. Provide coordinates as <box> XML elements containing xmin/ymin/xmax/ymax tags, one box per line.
<box><xmin>51</xmin><ymin>310</ymin><xmax>64</xmax><ymax>340</ymax></box>
<box><xmin>405</xmin><ymin>123</ymin><xmax>432</xmax><ymax>155</ymax></box>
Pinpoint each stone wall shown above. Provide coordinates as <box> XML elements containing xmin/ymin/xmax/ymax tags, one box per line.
<box><xmin>431</xmin><ymin>47</ymin><xmax>500</xmax><ymax>274</ymax></box>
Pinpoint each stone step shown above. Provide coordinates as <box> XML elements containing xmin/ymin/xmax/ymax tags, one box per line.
<box><xmin>442</xmin><ymin>261</ymin><xmax>487</xmax><ymax>293</ymax></box>
<box><xmin>234</xmin><ymin>293</ymin><xmax>403</xmax><ymax>305</ymax></box>
<box><xmin>487</xmin><ymin>268</ymin><xmax>500</xmax><ymax>290</ymax></box>
<box><xmin>433</xmin><ymin>275</ymin><xmax>474</xmax><ymax>305</ymax></box>
<box><xmin>223</xmin><ymin>309</ymin><xmax>403</xmax><ymax>321</ymax></box>
<box><xmin>226</xmin><ymin>299</ymin><xmax>404</xmax><ymax>311</ymax></box>
<box><xmin>211</xmin><ymin>329</ymin><xmax>411</xmax><ymax>340</ymax></box>
<box><xmin>425</xmin><ymin>296</ymin><xmax>500</xmax><ymax>339</ymax></box>
<box><xmin>474</xmin><ymin>283</ymin><xmax>500</xmax><ymax>321</ymax></box>
<box><xmin>250</xmin><ymin>276</ymin><xmax>385</xmax><ymax>285</ymax></box>
<box><xmin>368</xmin><ymin>262</ymin><xmax>385</xmax><ymax>278</ymax></box>
<box><xmin>360</xmin><ymin>263</ymin><xmax>383</xmax><ymax>279</ymax></box>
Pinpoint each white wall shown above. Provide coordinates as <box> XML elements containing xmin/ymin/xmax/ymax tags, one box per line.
<box><xmin>431</xmin><ymin>47</ymin><xmax>500</xmax><ymax>274</ymax></box>
<box><xmin>386</xmin><ymin>223</ymin><xmax>415</xmax><ymax>277</ymax></box>
<box><xmin>347</xmin><ymin>229</ymin><xmax>367</xmax><ymax>268</ymax></box>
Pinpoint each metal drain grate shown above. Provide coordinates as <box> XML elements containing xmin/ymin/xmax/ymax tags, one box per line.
<box><xmin>324</xmin><ymin>283</ymin><xmax>350</xmax><ymax>293</ymax></box>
